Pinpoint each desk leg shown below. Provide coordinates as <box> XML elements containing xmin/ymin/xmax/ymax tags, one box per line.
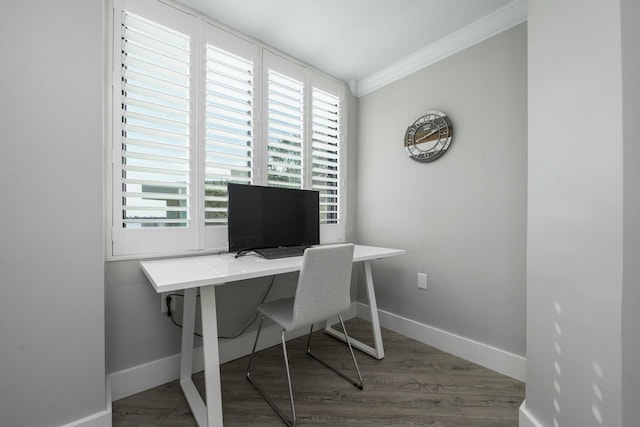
<box><xmin>200</xmin><ymin>286</ymin><xmax>224</xmax><ymax>427</ymax></box>
<box><xmin>180</xmin><ymin>289</ymin><xmax>197</xmax><ymax>382</ymax></box>
<box><xmin>178</xmin><ymin>287</ymin><xmax>223</xmax><ymax>427</ymax></box>
<box><xmin>324</xmin><ymin>260</ymin><xmax>385</xmax><ymax>359</ymax></box>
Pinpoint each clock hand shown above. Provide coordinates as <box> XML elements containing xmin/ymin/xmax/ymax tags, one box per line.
<box><xmin>415</xmin><ymin>125</ymin><xmax>442</xmax><ymax>143</ymax></box>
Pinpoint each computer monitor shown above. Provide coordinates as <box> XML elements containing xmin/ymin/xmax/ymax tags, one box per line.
<box><xmin>227</xmin><ymin>183</ymin><xmax>320</xmax><ymax>254</ymax></box>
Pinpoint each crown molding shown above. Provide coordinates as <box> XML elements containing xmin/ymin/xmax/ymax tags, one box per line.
<box><xmin>352</xmin><ymin>0</ymin><xmax>528</xmax><ymax>97</ymax></box>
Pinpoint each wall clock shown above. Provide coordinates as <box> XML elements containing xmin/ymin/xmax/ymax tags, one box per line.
<box><xmin>404</xmin><ymin>111</ymin><xmax>453</xmax><ymax>162</ymax></box>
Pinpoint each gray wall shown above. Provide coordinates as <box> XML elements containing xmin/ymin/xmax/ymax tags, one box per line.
<box><xmin>0</xmin><ymin>1</ymin><xmax>106</xmax><ymax>426</ymax></box>
<box><xmin>355</xmin><ymin>24</ymin><xmax>527</xmax><ymax>357</ymax></box>
<box><xmin>106</xmin><ymin>260</ymin><xmax>186</xmax><ymax>373</ymax></box>
<box><xmin>621</xmin><ymin>1</ymin><xmax>640</xmax><ymax>425</ymax></box>
<box><xmin>526</xmin><ymin>0</ymin><xmax>640</xmax><ymax>425</ymax></box>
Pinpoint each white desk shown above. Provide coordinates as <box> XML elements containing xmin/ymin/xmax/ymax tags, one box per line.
<box><xmin>140</xmin><ymin>244</ymin><xmax>405</xmax><ymax>427</ymax></box>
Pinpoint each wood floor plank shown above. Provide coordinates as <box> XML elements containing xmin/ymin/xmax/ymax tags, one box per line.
<box><xmin>113</xmin><ymin>319</ymin><xmax>524</xmax><ymax>426</ymax></box>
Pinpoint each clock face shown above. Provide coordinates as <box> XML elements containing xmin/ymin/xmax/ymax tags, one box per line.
<box><xmin>404</xmin><ymin>111</ymin><xmax>453</xmax><ymax>162</ymax></box>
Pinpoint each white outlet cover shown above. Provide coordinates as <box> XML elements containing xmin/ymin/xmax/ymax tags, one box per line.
<box><xmin>418</xmin><ymin>273</ymin><xmax>427</xmax><ymax>290</ymax></box>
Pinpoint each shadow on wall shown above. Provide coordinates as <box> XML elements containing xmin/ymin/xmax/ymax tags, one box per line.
<box><xmin>551</xmin><ymin>299</ymin><xmax>605</xmax><ymax>427</ymax></box>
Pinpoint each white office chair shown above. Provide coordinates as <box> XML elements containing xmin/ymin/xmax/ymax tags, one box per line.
<box><xmin>246</xmin><ymin>243</ymin><xmax>363</xmax><ymax>426</ymax></box>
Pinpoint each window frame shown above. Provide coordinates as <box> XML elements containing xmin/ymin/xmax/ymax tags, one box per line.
<box><xmin>107</xmin><ymin>0</ymin><xmax>347</xmax><ymax>260</ymax></box>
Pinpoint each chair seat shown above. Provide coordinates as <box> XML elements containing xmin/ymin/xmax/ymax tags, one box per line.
<box><xmin>259</xmin><ymin>296</ymin><xmax>349</xmax><ymax>332</ymax></box>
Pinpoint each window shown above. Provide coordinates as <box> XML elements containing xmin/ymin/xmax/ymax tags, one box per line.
<box><xmin>110</xmin><ymin>0</ymin><xmax>346</xmax><ymax>259</ymax></box>
<box><xmin>312</xmin><ymin>87</ymin><xmax>341</xmax><ymax>225</ymax></box>
<box><xmin>265</xmin><ymin>55</ymin><xmax>305</xmax><ymax>189</ymax></box>
<box><xmin>203</xmin><ymin>25</ymin><xmax>259</xmax><ymax>228</ymax></box>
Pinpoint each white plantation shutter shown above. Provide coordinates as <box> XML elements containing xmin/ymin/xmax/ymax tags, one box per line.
<box><xmin>204</xmin><ymin>27</ymin><xmax>258</xmax><ymax>226</ymax></box>
<box><xmin>120</xmin><ymin>12</ymin><xmax>191</xmax><ymax>228</ymax></box>
<box><xmin>311</xmin><ymin>88</ymin><xmax>341</xmax><ymax>225</ymax></box>
<box><xmin>265</xmin><ymin>53</ymin><xmax>305</xmax><ymax>189</ymax></box>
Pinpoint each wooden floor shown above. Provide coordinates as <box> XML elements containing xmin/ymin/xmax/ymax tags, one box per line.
<box><xmin>113</xmin><ymin>319</ymin><xmax>524</xmax><ymax>426</ymax></box>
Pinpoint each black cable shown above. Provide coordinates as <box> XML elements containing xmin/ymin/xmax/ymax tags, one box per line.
<box><xmin>234</xmin><ymin>249</ymin><xmax>259</xmax><ymax>258</ymax></box>
<box><xmin>165</xmin><ymin>295</ymin><xmax>172</xmax><ymax>317</ymax></box>
<box><xmin>165</xmin><ymin>293</ymin><xmax>203</xmax><ymax>337</ymax></box>
<box><xmin>218</xmin><ymin>275</ymin><xmax>276</xmax><ymax>339</ymax></box>
<box><xmin>164</xmin><ymin>276</ymin><xmax>276</xmax><ymax>339</ymax></box>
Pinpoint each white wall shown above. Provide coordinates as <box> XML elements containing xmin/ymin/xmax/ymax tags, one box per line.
<box><xmin>526</xmin><ymin>0</ymin><xmax>629</xmax><ymax>426</ymax></box>
<box><xmin>0</xmin><ymin>1</ymin><xmax>107</xmax><ymax>426</ymax></box>
<box><xmin>355</xmin><ymin>24</ymin><xmax>527</xmax><ymax>358</ymax></box>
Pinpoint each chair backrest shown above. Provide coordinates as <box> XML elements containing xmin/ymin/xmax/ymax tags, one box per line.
<box><xmin>290</xmin><ymin>243</ymin><xmax>355</xmax><ymax>328</ymax></box>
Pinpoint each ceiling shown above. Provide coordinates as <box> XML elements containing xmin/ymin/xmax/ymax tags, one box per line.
<box><xmin>174</xmin><ymin>0</ymin><xmax>526</xmax><ymax>95</ymax></box>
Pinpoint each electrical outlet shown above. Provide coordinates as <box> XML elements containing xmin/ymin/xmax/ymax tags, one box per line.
<box><xmin>161</xmin><ymin>292</ymin><xmax>175</xmax><ymax>313</ymax></box>
<box><xmin>418</xmin><ymin>273</ymin><xmax>427</xmax><ymax>290</ymax></box>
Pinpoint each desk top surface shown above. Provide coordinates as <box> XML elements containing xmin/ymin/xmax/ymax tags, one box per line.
<box><xmin>140</xmin><ymin>244</ymin><xmax>405</xmax><ymax>293</ymax></box>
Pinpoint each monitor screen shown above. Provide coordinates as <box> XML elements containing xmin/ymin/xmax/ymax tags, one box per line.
<box><xmin>227</xmin><ymin>183</ymin><xmax>320</xmax><ymax>254</ymax></box>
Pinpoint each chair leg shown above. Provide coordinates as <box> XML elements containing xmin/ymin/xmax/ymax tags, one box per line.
<box><xmin>306</xmin><ymin>315</ymin><xmax>364</xmax><ymax>390</ymax></box>
<box><xmin>246</xmin><ymin>317</ymin><xmax>296</xmax><ymax>426</ymax></box>
<box><xmin>246</xmin><ymin>315</ymin><xmax>265</xmax><ymax>378</ymax></box>
<box><xmin>281</xmin><ymin>329</ymin><xmax>297</xmax><ymax>425</ymax></box>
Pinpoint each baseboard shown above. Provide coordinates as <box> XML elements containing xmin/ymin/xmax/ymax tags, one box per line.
<box><xmin>59</xmin><ymin>379</ymin><xmax>112</xmax><ymax>427</ymax></box>
<box><xmin>109</xmin><ymin>303</ymin><xmax>358</xmax><ymax>401</ymax></box>
<box><xmin>109</xmin><ymin>348</ymin><xmax>203</xmax><ymax>401</ymax></box>
<box><xmin>356</xmin><ymin>302</ymin><xmax>526</xmax><ymax>382</ymax></box>
<box><xmin>519</xmin><ymin>400</ymin><xmax>546</xmax><ymax>427</ymax></box>
<box><xmin>59</xmin><ymin>411</ymin><xmax>112</xmax><ymax>427</ymax></box>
